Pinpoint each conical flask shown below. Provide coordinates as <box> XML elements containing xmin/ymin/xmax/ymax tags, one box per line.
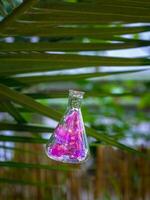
<box><xmin>45</xmin><ymin>90</ymin><xmax>89</xmax><ymax>164</ymax></box>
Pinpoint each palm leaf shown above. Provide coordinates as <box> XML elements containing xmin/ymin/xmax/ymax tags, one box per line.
<box><xmin>0</xmin><ymin>135</ymin><xmax>46</xmax><ymax>144</ymax></box>
<box><xmin>1</xmin><ymin>101</ymin><xmax>27</xmax><ymax>123</ymax></box>
<box><xmin>1</xmin><ymin>40</ymin><xmax>150</xmax><ymax>51</ymax></box>
<box><xmin>1</xmin><ymin>69</ymin><xmax>147</xmax><ymax>87</ymax></box>
<box><xmin>0</xmin><ymin>0</ymin><xmax>149</xmax><ymax>189</ymax></box>
<box><xmin>0</xmin><ymin>178</ymin><xmax>55</xmax><ymax>188</ymax></box>
<box><xmin>0</xmin><ymin>161</ymin><xmax>71</xmax><ymax>171</ymax></box>
<box><xmin>0</xmin><ymin>54</ymin><xmax>149</xmax><ymax>76</ymax></box>
<box><xmin>0</xmin><ymin>84</ymin><xmax>147</xmax><ymax>157</ymax></box>
<box><xmin>0</xmin><ymin>122</ymin><xmax>53</xmax><ymax>132</ymax></box>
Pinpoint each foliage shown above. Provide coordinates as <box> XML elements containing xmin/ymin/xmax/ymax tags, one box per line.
<box><xmin>0</xmin><ymin>0</ymin><xmax>150</xmax><ymax>195</ymax></box>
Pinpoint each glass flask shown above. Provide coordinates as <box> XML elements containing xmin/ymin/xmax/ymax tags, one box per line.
<box><xmin>45</xmin><ymin>90</ymin><xmax>89</xmax><ymax>164</ymax></box>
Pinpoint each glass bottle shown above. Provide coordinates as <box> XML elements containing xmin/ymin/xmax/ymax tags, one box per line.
<box><xmin>45</xmin><ymin>90</ymin><xmax>89</xmax><ymax>164</ymax></box>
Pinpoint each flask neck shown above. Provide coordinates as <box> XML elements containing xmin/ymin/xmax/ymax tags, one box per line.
<box><xmin>68</xmin><ymin>90</ymin><xmax>84</xmax><ymax>110</ymax></box>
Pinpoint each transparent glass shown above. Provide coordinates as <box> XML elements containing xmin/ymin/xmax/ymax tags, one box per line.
<box><xmin>45</xmin><ymin>90</ymin><xmax>89</xmax><ymax>164</ymax></box>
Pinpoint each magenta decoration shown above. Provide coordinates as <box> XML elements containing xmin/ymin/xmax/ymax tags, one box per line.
<box><xmin>45</xmin><ymin>90</ymin><xmax>89</xmax><ymax>164</ymax></box>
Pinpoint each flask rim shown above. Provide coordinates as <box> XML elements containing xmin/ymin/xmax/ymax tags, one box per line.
<box><xmin>69</xmin><ymin>89</ymin><xmax>85</xmax><ymax>99</ymax></box>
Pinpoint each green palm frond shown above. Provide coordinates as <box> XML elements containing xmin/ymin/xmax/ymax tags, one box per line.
<box><xmin>0</xmin><ymin>83</ymin><xmax>147</xmax><ymax>157</ymax></box>
<box><xmin>0</xmin><ymin>0</ymin><xmax>149</xmax><ymax>182</ymax></box>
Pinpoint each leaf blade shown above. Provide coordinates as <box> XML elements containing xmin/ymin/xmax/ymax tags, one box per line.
<box><xmin>0</xmin><ymin>161</ymin><xmax>71</xmax><ymax>171</ymax></box>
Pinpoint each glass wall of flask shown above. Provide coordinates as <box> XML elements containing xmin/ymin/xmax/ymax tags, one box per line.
<box><xmin>45</xmin><ymin>90</ymin><xmax>89</xmax><ymax>164</ymax></box>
